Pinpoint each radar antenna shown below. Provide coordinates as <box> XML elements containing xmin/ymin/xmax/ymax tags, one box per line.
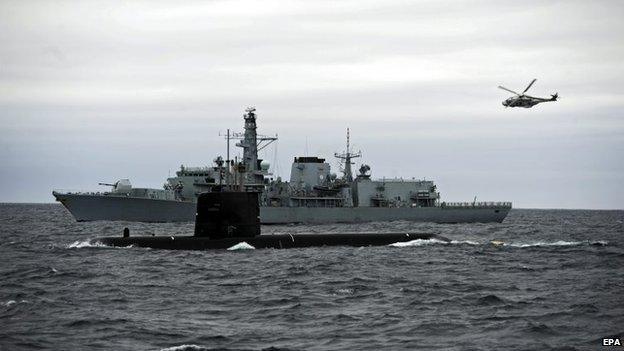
<box><xmin>224</xmin><ymin>107</ymin><xmax>278</xmax><ymax>152</ymax></box>
<box><xmin>217</xmin><ymin>107</ymin><xmax>278</xmax><ymax>188</ymax></box>
<box><xmin>334</xmin><ymin>128</ymin><xmax>361</xmax><ymax>182</ymax></box>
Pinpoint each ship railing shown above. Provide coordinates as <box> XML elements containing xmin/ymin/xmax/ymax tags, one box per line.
<box><xmin>180</xmin><ymin>166</ymin><xmax>213</xmax><ymax>173</ymax></box>
<box><xmin>53</xmin><ymin>189</ymin><xmax>112</xmax><ymax>196</ymax></box>
<box><xmin>441</xmin><ymin>201</ymin><xmax>512</xmax><ymax>208</ymax></box>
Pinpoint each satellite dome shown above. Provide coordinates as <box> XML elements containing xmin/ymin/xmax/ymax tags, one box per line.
<box><xmin>260</xmin><ymin>160</ymin><xmax>270</xmax><ymax>171</ymax></box>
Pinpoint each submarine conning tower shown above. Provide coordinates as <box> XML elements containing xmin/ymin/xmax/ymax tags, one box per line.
<box><xmin>194</xmin><ymin>191</ymin><xmax>260</xmax><ymax>239</ymax></box>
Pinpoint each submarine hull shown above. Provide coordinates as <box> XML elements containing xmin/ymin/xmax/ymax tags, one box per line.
<box><xmin>97</xmin><ymin>233</ymin><xmax>446</xmax><ymax>250</ymax></box>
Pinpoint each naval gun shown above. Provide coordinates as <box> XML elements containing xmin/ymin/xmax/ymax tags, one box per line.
<box><xmin>97</xmin><ymin>191</ymin><xmax>448</xmax><ymax>250</ymax></box>
<box><xmin>98</xmin><ymin>179</ymin><xmax>132</xmax><ymax>193</ymax></box>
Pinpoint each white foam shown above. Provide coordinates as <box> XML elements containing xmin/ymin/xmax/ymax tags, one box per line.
<box><xmin>389</xmin><ymin>238</ymin><xmax>449</xmax><ymax>247</ymax></box>
<box><xmin>389</xmin><ymin>239</ymin><xmax>606</xmax><ymax>248</ymax></box>
<box><xmin>337</xmin><ymin>288</ymin><xmax>354</xmax><ymax>295</ymax></box>
<box><xmin>67</xmin><ymin>240</ymin><xmax>133</xmax><ymax>249</ymax></box>
<box><xmin>516</xmin><ymin>240</ymin><xmax>580</xmax><ymax>247</ymax></box>
<box><xmin>450</xmin><ymin>240</ymin><xmax>480</xmax><ymax>245</ymax></box>
<box><xmin>505</xmin><ymin>240</ymin><xmax>607</xmax><ymax>247</ymax></box>
<box><xmin>4</xmin><ymin>300</ymin><xmax>28</xmax><ymax>307</ymax></box>
<box><xmin>68</xmin><ymin>240</ymin><xmax>105</xmax><ymax>248</ymax></box>
<box><xmin>227</xmin><ymin>242</ymin><xmax>255</xmax><ymax>250</ymax></box>
<box><xmin>159</xmin><ymin>345</ymin><xmax>206</xmax><ymax>351</ymax></box>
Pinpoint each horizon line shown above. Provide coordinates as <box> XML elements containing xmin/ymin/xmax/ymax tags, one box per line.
<box><xmin>1</xmin><ymin>202</ymin><xmax>622</xmax><ymax>211</ymax></box>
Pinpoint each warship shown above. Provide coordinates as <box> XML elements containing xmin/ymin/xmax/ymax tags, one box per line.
<box><xmin>53</xmin><ymin>108</ymin><xmax>512</xmax><ymax>224</ymax></box>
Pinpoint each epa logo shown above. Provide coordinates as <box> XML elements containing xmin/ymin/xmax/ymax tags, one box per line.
<box><xmin>603</xmin><ymin>338</ymin><xmax>622</xmax><ymax>346</ymax></box>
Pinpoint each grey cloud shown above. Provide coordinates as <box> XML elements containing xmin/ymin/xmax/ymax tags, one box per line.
<box><xmin>0</xmin><ymin>0</ymin><xmax>622</xmax><ymax>207</ymax></box>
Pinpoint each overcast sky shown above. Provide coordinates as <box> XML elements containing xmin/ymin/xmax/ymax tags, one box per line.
<box><xmin>1</xmin><ymin>0</ymin><xmax>623</xmax><ymax>208</ymax></box>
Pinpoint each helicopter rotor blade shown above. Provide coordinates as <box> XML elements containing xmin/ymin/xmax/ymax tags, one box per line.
<box><xmin>498</xmin><ymin>86</ymin><xmax>520</xmax><ymax>95</ymax></box>
<box><xmin>523</xmin><ymin>78</ymin><xmax>537</xmax><ymax>94</ymax></box>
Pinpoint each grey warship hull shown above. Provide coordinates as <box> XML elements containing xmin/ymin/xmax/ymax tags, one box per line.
<box><xmin>53</xmin><ymin>193</ymin><xmax>510</xmax><ymax>224</ymax></box>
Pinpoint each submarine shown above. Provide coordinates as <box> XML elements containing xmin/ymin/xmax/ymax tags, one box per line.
<box><xmin>97</xmin><ymin>191</ymin><xmax>449</xmax><ymax>250</ymax></box>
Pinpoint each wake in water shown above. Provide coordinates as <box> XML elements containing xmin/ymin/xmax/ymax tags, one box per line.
<box><xmin>389</xmin><ymin>238</ymin><xmax>450</xmax><ymax>247</ymax></box>
<box><xmin>67</xmin><ymin>240</ymin><xmax>105</xmax><ymax>249</ymax></box>
<box><xmin>389</xmin><ymin>238</ymin><xmax>609</xmax><ymax>248</ymax></box>
<box><xmin>67</xmin><ymin>239</ymin><xmax>133</xmax><ymax>249</ymax></box>
<box><xmin>226</xmin><ymin>242</ymin><xmax>255</xmax><ymax>250</ymax></box>
<box><xmin>159</xmin><ymin>345</ymin><xmax>207</xmax><ymax>351</ymax></box>
<box><xmin>501</xmin><ymin>240</ymin><xmax>608</xmax><ymax>247</ymax></box>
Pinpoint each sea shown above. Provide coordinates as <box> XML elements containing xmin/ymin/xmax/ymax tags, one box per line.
<box><xmin>1</xmin><ymin>204</ymin><xmax>622</xmax><ymax>351</ymax></box>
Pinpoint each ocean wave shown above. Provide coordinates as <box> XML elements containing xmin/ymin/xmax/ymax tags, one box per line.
<box><xmin>524</xmin><ymin>321</ymin><xmax>558</xmax><ymax>335</ymax></box>
<box><xmin>505</xmin><ymin>240</ymin><xmax>608</xmax><ymax>248</ymax></box>
<box><xmin>389</xmin><ymin>239</ymin><xmax>608</xmax><ymax>248</ymax></box>
<box><xmin>336</xmin><ymin>288</ymin><xmax>354</xmax><ymax>295</ymax></box>
<box><xmin>451</xmin><ymin>240</ymin><xmax>480</xmax><ymax>245</ymax></box>
<box><xmin>67</xmin><ymin>240</ymin><xmax>105</xmax><ymax>248</ymax></box>
<box><xmin>67</xmin><ymin>240</ymin><xmax>133</xmax><ymax>249</ymax></box>
<box><xmin>390</xmin><ymin>238</ymin><xmax>480</xmax><ymax>247</ymax></box>
<box><xmin>226</xmin><ymin>242</ymin><xmax>255</xmax><ymax>250</ymax></box>
<box><xmin>389</xmin><ymin>238</ymin><xmax>449</xmax><ymax>247</ymax></box>
<box><xmin>159</xmin><ymin>345</ymin><xmax>208</xmax><ymax>351</ymax></box>
<box><xmin>159</xmin><ymin>346</ymin><xmax>291</xmax><ymax>351</ymax></box>
<box><xmin>476</xmin><ymin>294</ymin><xmax>506</xmax><ymax>306</ymax></box>
<box><xmin>4</xmin><ymin>300</ymin><xmax>29</xmax><ymax>307</ymax></box>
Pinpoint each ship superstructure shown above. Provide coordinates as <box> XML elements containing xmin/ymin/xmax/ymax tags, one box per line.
<box><xmin>53</xmin><ymin>108</ymin><xmax>511</xmax><ymax>223</ymax></box>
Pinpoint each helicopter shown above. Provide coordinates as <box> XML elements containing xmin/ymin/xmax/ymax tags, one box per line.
<box><xmin>498</xmin><ymin>79</ymin><xmax>558</xmax><ymax>108</ymax></box>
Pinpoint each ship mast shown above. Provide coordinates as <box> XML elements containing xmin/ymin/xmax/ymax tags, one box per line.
<box><xmin>334</xmin><ymin>128</ymin><xmax>361</xmax><ymax>182</ymax></box>
<box><xmin>232</xmin><ymin>107</ymin><xmax>277</xmax><ymax>186</ymax></box>
<box><xmin>241</xmin><ymin>107</ymin><xmax>259</xmax><ymax>181</ymax></box>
